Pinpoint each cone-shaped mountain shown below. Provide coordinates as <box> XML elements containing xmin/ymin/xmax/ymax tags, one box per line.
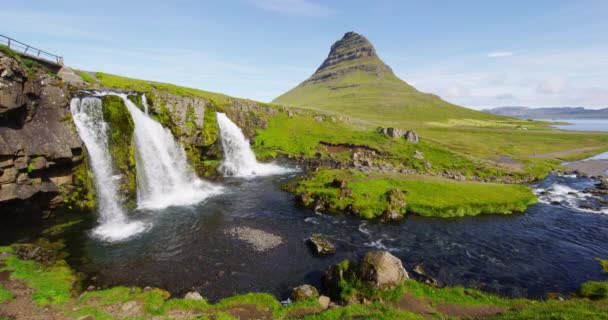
<box><xmin>273</xmin><ymin>32</ymin><xmax>503</xmax><ymax>124</ymax></box>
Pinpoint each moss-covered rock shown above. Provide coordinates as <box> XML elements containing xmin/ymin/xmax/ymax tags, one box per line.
<box><xmin>101</xmin><ymin>95</ymin><xmax>137</xmax><ymax>209</ymax></box>
<box><xmin>127</xmin><ymin>94</ymin><xmax>144</xmax><ymax>112</ymax></box>
<box><xmin>60</xmin><ymin>151</ymin><xmax>95</xmax><ymax>210</ymax></box>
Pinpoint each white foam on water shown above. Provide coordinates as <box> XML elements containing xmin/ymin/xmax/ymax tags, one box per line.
<box><xmin>534</xmin><ymin>183</ymin><xmax>608</xmax><ymax>214</ymax></box>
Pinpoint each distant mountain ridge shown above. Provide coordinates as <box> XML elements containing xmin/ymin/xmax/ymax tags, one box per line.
<box><xmin>273</xmin><ymin>32</ymin><xmax>505</xmax><ymax>125</ymax></box>
<box><xmin>483</xmin><ymin>106</ymin><xmax>608</xmax><ymax>119</ymax></box>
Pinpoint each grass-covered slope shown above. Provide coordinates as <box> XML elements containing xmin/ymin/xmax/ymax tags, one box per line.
<box><xmin>273</xmin><ymin>32</ymin><xmax>507</xmax><ymax>125</ymax></box>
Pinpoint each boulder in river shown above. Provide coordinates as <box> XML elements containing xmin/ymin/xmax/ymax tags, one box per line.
<box><xmin>291</xmin><ymin>284</ymin><xmax>319</xmax><ymax>301</ymax></box>
<box><xmin>307</xmin><ymin>234</ymin><xmax>336</xmax><ymax>255</ymax></box>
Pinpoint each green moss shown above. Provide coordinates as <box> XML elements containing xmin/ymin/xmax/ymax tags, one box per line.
<box><xmin>127</xmin><ymin>94</ymin><xmax>144</xmax><ymax>111</ymax></box>
<box><xmin>202</xmin><ymin>102</ymin><xmax>219</xmax><ymax>146</ymax></box>
<box><xmin>41</xmin><ymin>219</ymin><xmax>84</xmax><ymax>236</ymax></box>
<box><xmin>290</xmin><ymin>169</ymin><xmax>536</xmax><ymax>219</ymax></box>
<box><xmin>580</xmin><ymin>281</ymin><xmax>608</xmax><ymax>300</ymax></box>
<box><xmin>154</xmin><ymin>97</ymin><xmax>182</xmax><ymax>137</ymax></box>
<box><xmin>0</xmin><ymin>283</ymin><xmax>15</xmax><ymax>303</ymax></box>
<box><xmin>0</xmin><ymin>44</ymin><xmax>21</xmax><ymax>61</ymax></box>
<box><xmin>61</xmin><ymin>150</ymin><xmax>96</xmax><ymax>210</ymax></box>
<box><xmin>101</xmin><ymin>95</ymin><xmax>137</xmax><ymax>208</ymax></box>
<box><xmin>1</xmin><ymin>255</ymin><xmax>76</xmax><ymax>305</ymax></box>
<box><xmin>185</xmin><ymin>103</ymin><xmax>198</xmax><ymax>136</ymax></box>
<box><xmin>599</xmin><ymin>259</ymin><xmax>608</xmax><ymax>273</ymax></box>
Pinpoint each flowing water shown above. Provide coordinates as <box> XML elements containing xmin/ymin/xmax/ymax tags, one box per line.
<box><xmin>14</xmin><ymin>95</ymin><xmax>608</xmax><ymax>302</ymax></box>
<box><xmin>70</xmin><ymin>97</ymin><xmax>147</xmax><ymax>242</ymax></box>
<box><xmin>49</xmin><ymin>172</ymin><xmax>606</xmax><ymax>302</ymax></box>
<box><xmin>216</xmin><ymin>112</ymin><xmax>292</xmax><ymax>177</ymax></box>
<box><xmin>114</xmin><ymin>93</ymin><xmax>222</xmax><ymax>210</ymax></box>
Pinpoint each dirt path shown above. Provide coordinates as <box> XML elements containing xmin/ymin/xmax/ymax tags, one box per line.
<box><xmin>0</xmin><ymin>269</ymin><xmax>67</xmax><ymax>320</ymax></box>
<box><xmin>394</xmin><ymin>293</ymin><xmax>508</xmax><ymax>319</ymax></box>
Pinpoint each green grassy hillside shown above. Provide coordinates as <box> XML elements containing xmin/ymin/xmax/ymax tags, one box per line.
<box><xmin>273</xmin><ymin>32</ymin><xmax>507</xmax><ymax>125</ymax></box>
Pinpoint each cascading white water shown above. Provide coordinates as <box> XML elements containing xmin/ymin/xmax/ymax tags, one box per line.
<box><xmin>216</xmin><ymin>112</ymin><xmax>291</xmax><ymax>177</ymax></box>
<box><xmin>70</xmin><ymin>97</ymin><xmax>148</xmax><ymax>242</ymax></box>
<box><xmin>141</xmin><ymin>93</ymin><xmax>148</xmax><ymax>115</ymax></box>
<box><xmin>112</xmin><ymin>93</ymin><xmax>222</xmax><ymax>209</ymax></box>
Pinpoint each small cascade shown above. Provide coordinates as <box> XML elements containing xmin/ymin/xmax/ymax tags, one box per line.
<box><xmin>216</xmin><ymin>112</ymin><xmax>291</xmax><ymax>177</ymax></box>
<box><xmin>70</xmin><ymin>97</ymin><xmax>147</xmax><ymax>242</ymax></box>
<box><xmin>113</xmin><ymin>93</ymin><xmax>222</xmax><ymax>209</ymax></box>
<box><xmin>141</xmin><ymin>93</ymin><xmax>149</xmax><ymax>114</ymax></box>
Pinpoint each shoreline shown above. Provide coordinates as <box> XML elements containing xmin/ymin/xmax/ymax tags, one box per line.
<box><xmin>564</xmin><ymin>151</ymin><xmax>608</xmax><ymax>177</ymax></box>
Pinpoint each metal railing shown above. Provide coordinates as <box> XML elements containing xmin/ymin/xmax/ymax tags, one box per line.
<box><xmin>0</xmin><ymin>34</ymin><xmax>63</xmax><ymax>66</ymax></box>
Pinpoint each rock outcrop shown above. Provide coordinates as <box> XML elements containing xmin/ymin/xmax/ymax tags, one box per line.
<box><xmin>383</xmin><ymin>188</ymin><xmax>407</xmax><ymax>221</ymax></box>
<box><xmin>323</xmin><ymin>251</ymin><xmax>409</xmax><ymax>302</ymax></box>
<box><xmin>304</xmin><ymin>32</ymin><xmax>393</xmax><ymax>85</ymax></box>
<box><xmin>0</xmin><ymin>50</ymin><xmax>85</xmax><ymax>218</ymax></box>
<box><xmin>404</xmin><ymin>130</ymin><xmax>419</xmax><ymax>143</ymax></box>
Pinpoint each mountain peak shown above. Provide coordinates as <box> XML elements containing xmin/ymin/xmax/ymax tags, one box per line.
<box><xmin>316</xmin><ymin>32</ymin><xmax>378</xmax><ymax>72</ymax></box>
<box><xmin>304</xmin><ymin>32</ymin><xmax>393</xmax><ymax>85</ymax></box>
<box><xmin>273</xmin><ymin>31</ymin><xmax>503</xmax><ymax>124</ymax></box>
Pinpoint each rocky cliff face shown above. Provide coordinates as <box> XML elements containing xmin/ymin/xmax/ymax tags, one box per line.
<box><xmin>0</xmin><ymin>51</ymin><xmax>84</xmax><ymax>219</ymax></box>
<box><xmin>303</xmin><ymin>31</ymin><xmax>393</xmax><ymax>85</ymax></box>
<box><xmin>0</xmin><ymin>50</ymin><xmax>281</xmax><ymax>219</ymax></box>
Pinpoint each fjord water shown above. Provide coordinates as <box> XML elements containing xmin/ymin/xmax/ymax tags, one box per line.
<box><xmin>70</xmin><ymin>97</ymin><xmax>147</xmax><ymax>241</ymax></box>
<box><xmin>116</xmin><ymin>94</ymin><xmax>222</xmax><ymax>209</ymax></box>
<box><xmin>548</xmin><ymin>118</ymin><xmax>608</xmax><ymax>132</ymax></box>
<box><xmin>216</xmin><ymin>112</ymin><xmax>291</xmax><ymax>177</ymax></box>
<box><xmin>68</xmin><ymin>172</ymin><xmax>608</xmax><ymax>301</ymax></box>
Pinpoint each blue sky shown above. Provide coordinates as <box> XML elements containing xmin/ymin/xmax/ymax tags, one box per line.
<box><xmin>2</xmin><ymin>0</ymin><xmax>607</xmax><ymax>108</ymax></box>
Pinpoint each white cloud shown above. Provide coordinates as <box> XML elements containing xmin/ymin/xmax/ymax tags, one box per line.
<box><xmin>487</xmin><ymin>51</ymin><xmax>515</xmax><ymax>58</ymax></box>
<box><xmin>537</xmin><ymin>76</ymin><xmax>568</xmax><ymax>94</ymax></box>
<box><xmin>248</xmin><ymin>0</ymin><xmax>332</xmax><ymax>17</ymax></box>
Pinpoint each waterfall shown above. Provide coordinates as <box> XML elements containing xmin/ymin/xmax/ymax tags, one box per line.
<box><xmin>216</xmin><ymin>112</ymin><xmax>291</xmax><ymax>177</ymax></box>
<box><xmin>141</xmin><ymin>93</ymin><xmax>149</xmax><ymax>114</ymax></box>
<box><xmin>70</xmin><ymin>97</ymin><xmax>147</xmax><ymax>242</ymax></box>
<box><xmin>113</xmin><ymin>93</ymin><xmax>222</xmax><ymax>209</ymax></box>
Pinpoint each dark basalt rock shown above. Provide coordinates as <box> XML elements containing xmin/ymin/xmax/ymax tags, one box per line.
<box><xmin>0</xmin><ymin>50</ymin><xmax>85</xmax><ymax>217</ymax></box>
<box><xmin>307</xmin><ymin>234</ymin><xmax>336</xmax><ymax>255</ymax></box>
<box><xmin>303</xmin><ymin>32</ymin><xmax>393</xmax><ymax>85</ymax></box>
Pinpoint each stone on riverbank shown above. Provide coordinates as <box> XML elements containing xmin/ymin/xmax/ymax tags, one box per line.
<box><xmin>185</xmin><ymin>291</ymin><xmax>204</xmax><ymax>300</ymax></box>
<box><xmin>358</xmin><ymin>251</ymin><xmax>409</xmax><ymax>289</ymax></box>
<box><xmin>291</xmin><ymin>284</ymin><xmax>319</xmax><ymax>301</ymax></box>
